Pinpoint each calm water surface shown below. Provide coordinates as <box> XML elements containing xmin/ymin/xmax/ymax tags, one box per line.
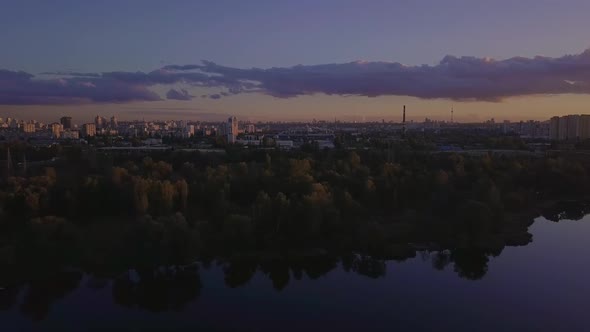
<box><xmin>1</xmin><ymin>216</ymin><xmax>589</xmax><ymax>332</ymax></box>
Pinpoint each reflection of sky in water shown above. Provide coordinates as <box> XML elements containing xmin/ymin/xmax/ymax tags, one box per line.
<box><xmin>1</xmin><ymin>217</ymin><xmax>589</xmax><ymax>332</ymax></box>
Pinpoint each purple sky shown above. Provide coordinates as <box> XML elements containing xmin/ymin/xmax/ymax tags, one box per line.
<box><xmin>1</xmin><ymin>0</ymin><xmax>590</xmax><ymax>122</ymax></box>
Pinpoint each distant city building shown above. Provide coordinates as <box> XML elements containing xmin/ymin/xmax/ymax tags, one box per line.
<box><xmin>226</xmin><ymin>116</ymin><xmax>238</xmax><ymax>143</ymax></box>
<box><xmin>236</xmin><ymin>134</ymin><xmax>263</xmax><ymax>146</ymax></box>
<box><xmin>567</xmin><ymin>115</ymin><xmax>580</xmax><ymax>140</ymax></box>
<box><xmin>60</xmin><ymin>116</ymin><xmax>73</xmax><ymax>130</ymax></box>
<box><xmin>559</xmin><ymin>116</ymin><xmax>573</xmax><ymax>140</ymax></box>
<box><xmin>245</xmin><ymin>123</ymin><xmax>256</xmax><ymax>133</ymax></box>
<box><xmin>143</xmin><ymin>138</ymin><xmax>163</xmax><ymax>146</ymax></box>
<box><xmin>184</xmin><ymin>125</ymin><xmax>195</xmax><ymax>138</ymax></box>
<box><xmin>550</xmin><ymin>114</ymin><xmax>590</xmax><ymax>140</ymax></box>
<box><xmin>82</xmin><ymin>123</ymin><xmax>97</xmax><ymax>137</ymax></box>
<box><xmin>51</xmin><ymin>123</ymin><xmax>63</xmax><ymax>138</ymax></box>
<box><xmin>579</xmin><ymin>115</ymin><xmax>590</xmax><ymax>140</ymax></box>
<box><xmin>104</xmin><ymin>129</ymin><xmax>118</xmax><ymax>136</ymax></box>
<box><xmin>275</xmin><ymin>140</ymin><xmax>294</xmax><ymax>149</ymax></box>
<box><xmin>503</xmin><ymin>120</ymin><xmax>511</xmax><ymax>134</ymax></box>
<box><xmin>95</xmin><ymin>115</ymin><xmax>107</xmax><ymax>129</ymax></box>
<box><xmin>550</xmin><ymin>116</ymin><xmax>560</xmax><ymax>140</ymax></box>
<box><xmin>110</xmin><ymin>116</ymin><xmax>118</xmax><ymax>129</ymax></box>
<box><xmin>22</xmin><ymin>123</ymin><xmax>36</xmax><ymax>133</ymax></box>
<box><xmin>9</xmin><ymin>118</ymin><xmax>19</xmax><ymax>129</ymax></box>
<box><xmin>62</xmin><ymin>130</ymin><xmax>79</xmax><ymax>139</ymax></box>
<box><xmin>517</xmin><ymin>120</ymin><xmax>548</xmax><ymax>139</ymax></box>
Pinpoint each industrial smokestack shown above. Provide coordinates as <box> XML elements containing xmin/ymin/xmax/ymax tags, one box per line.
<box><xmin>403</xmin><ymin>105</ymin><xmax>406</xmax><ymax>124</ymax></box>
<box><xmin>402</xmin><ymin>105</ymin><xmax>407</xmax><ymax>138</ymax></box>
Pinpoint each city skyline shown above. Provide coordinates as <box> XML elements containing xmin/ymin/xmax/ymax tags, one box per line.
<box><xmin>1</xmin><ymin>94</ymin><xmax>589</xmax><ymax>124</ymax></box>
<box><xmin>2</xmin><ymin>0</ymin><xmax>590</xmax><ymax>121</ymax></box>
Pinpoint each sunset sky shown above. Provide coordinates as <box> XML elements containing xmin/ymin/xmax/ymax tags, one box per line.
<box><xmin>1</xmin><ymin>0</ymin><xmax>590</xmax><ymax>123</ymax></box>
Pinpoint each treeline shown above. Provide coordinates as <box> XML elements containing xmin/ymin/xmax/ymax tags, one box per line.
<box><xmin>1</xmin><ymin>144</ymin><xmax>590</xmax><ymax>275</ymax></box>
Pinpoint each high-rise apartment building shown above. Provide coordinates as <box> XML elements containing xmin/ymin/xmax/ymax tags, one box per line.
<box><xmin>95</xmin><ymin>115</ymin><xmax>107</xmax><ymax>129</ymax></box>
<box><xmin>567</xmin><ymin>115</ymin><xmax>580</xmax><ymax>140</ymax></box>
<box><xmin>51</xmin><ymin>123</ymin><xmax>63</xmax><ymax>138</ymax></box>
<box><xmin>579</xmin><ymin>115</ymin><xmax>590</xmax><ymax>140</ymax></box>
<box><xmin>558</xmin><ymin>117</ymin><xmax>569</xmax><ymax>140</ymax></box>
<box><xmin>60</xmin><ymin>116</ymin><xmax>73</xmax><ymax>130</ymax></box>
<box><xmin>550</xmin><ymin>116</ymin><xmax>560</xmax><ymax>140</ymax></box>
<box><xmin>550</xmin><ymin>114</ymin><xmax>590</xmax><ymax>140</ymax></box>
<box><xmin>226</xmin><ymin>116</ymin><xmax>238</xmax><ymax>143</ymax></box>
<box><xmin>22</xmin><ymin>123</ymin><xmax>36</xmax><ymax>133</ymax></box>
<box><xmin>110</xmin><ymin>116</ymin><xmax>118</xmax><ymax>129</ymax></box>
<box><xmin>82</xmin><ymin>123</ymin><xmax>97</xmax><ymax>137</ymax></box>
<box><xmin>184</xmin><ymin>125</ymin><xmax>195</xmax><ymax>138</ymax></box>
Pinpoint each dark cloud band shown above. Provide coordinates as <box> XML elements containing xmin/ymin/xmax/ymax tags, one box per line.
<box><xmin>2</xmin><ymin>49</ymin><xmax>590</xmax><ymax>105</ymax></box>
<box><xmin>182</xmin><ymin>49</ymin><xmax>590</xmax><ymax>101</ymax></box>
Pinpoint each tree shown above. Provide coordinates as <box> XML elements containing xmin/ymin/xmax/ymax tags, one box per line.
<box><xmin>176</xmin><ymin>179</ymin><xmax>189</xmax><ymax>212</ymax></box>
<box><xmin>253</xmin><ymin>191</ymin><xmax>272</xmax><ymax>232</ymax></box>
<box><xmin>157</xmin><ymin>180</ymin><xmax>176</xmax><ymax>214</ymax></box>
<box><xmin>133</xmin><ymin>177</ymin><xmax>150</xmax><ymax>215</ymax></box>
<box><xmin>273</xmin><ymin>192</ymin><xmax>290</xmax><ymax>234</ymax></box>
<box><xmin>111</xmin><ymin>167</ymin><xmax>129</xmax><ymax>186</ymax></box>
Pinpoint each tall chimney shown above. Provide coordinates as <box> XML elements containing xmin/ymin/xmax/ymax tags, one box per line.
<box><xmin>403</xmin><ymin>105</ymin><xmax>406</xmax><ymax>124</ymax></box>
<box><xmin>402</xmin><ymin>105</ymin><xmax>407</xmax><ymax>138</ymax></box>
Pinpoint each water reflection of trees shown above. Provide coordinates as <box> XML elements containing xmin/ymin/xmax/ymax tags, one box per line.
<box><xmin>20</xmin><ymin>270</ymin><xmax>82</xmax><ymax>321</ymax></box>
<box><xmin>2</xmin><ymin>207</ymin><xmax>589</xmax><ymax>321</ymax></box>
<box><xmin>0</xmin><ymin>229</ymin><xmax>532</xmax><ymax>321</ymax></box>
<box><xmin>222</xmin><ymin>255</ymin><xmax>340</xmax><ymax>291</ymax></box>
<box><xmin>0</xmin><ymin>249</ymin><xmax>507</xmax><ymax>320</ymax></box>
<box><xmin>112</xmin><ymin>265</ymin><xmax>201</xmax><ymax>312</ymax></box>
<box><xmin>425</xmin><ymin>248</ymin><xmax>502</xmax><ymax>280</ymax></box>
<box><xmin>342</xmin><ymin>254</ymin><xmax>387</xmax><ymax>279</ymax></box>
<box><xmin>0</xmin><ymin>241</ymin><xmax>536</xmax><ymax>321</ymax></box>
<box><xmin>0</xmin><ymin>270</ymin><xmax>83</xmax><ymax>322</ymax></box>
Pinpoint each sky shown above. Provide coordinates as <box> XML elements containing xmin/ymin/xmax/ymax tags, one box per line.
<box><xmin>1</xmin><ymin>0</ymin><xmax>590</xmax><ymax>123</ymax></box>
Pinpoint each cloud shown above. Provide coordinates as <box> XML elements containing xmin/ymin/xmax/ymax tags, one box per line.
<box><xmin>176</xmin><ymin>49</ymin><xmax>590</xmax><ymax>101</ymax></box>
<box><xmin>3</xmin><ymin>48</ymin><xmax>590</xmax><ymax>105</ymax></box>
<box><xmin>40</xmin><ymin>71</ymin><xmax>101</xmax><ymax>78</ymax></box>
<box><xmin>166</xmin><ymin>88</ymin><xmax>193</xmax><ymax>100</ymax></box>
<box><xmin>0</xmin><ymin>69</ymin><xmax>161</xmax><ymax>105</ymax></box>
<box><xmin>162</xmin><ymin>64</ymin><xmax>202</xmax><ymax>71</ymax></box>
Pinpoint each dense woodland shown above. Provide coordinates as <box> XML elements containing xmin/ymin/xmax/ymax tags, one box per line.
<box><xmin>0</xmin><ymin>141</ymin><xmax>589</xmax><ymax>293</ymax></box>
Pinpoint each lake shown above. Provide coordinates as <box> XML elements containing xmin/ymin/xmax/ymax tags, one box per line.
<box><xmin>1</xmin><ymin>215</ymin><xmax>589</xmax><ymax>332</ymax></box>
